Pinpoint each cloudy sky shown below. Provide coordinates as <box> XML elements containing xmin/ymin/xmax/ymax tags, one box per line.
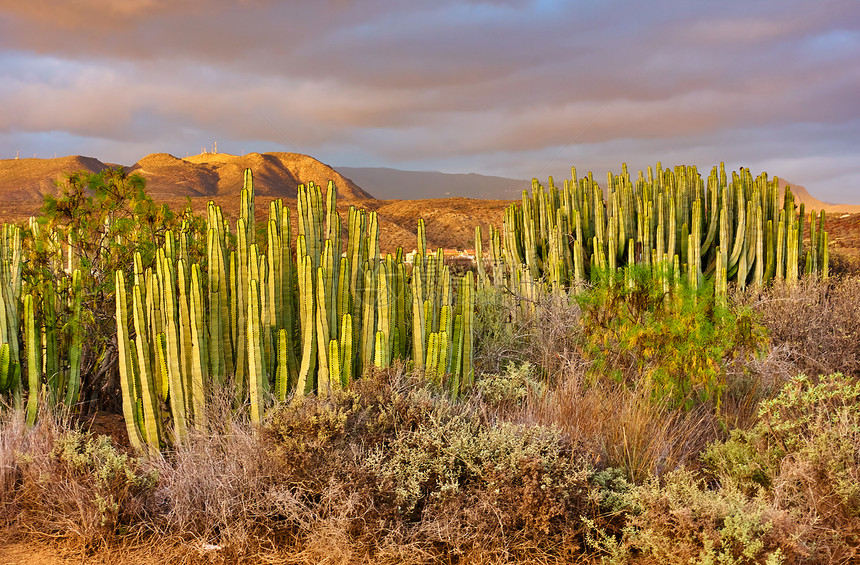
<box><xmin>1</xmin><ymin>0</ymin><xmax>859</xmax><ymax>202</ymax></box>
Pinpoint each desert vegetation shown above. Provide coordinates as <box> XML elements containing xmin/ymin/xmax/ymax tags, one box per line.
<box><xmin>0</xmin><ymin>161</ymin><xmax>858</xmax><ymax>564</ymax></box>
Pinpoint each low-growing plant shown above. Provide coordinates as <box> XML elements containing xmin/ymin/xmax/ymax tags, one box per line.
<box><xmin>586</xmin><ymin>469</ymin><xmax>792</xmax><ymax>565</ymax></box>
<box><xmin>12</xmin><ymin>423</ymin><xmax>156</xmax><ymax>546</ymax></box>
<box><xmin>703</xmin><ymin>372</ymin><xmax>860</xmax><ymax>563</ymax></box>
<box><xmin>475</xmin><ymin>361</ymin><xmax>545</xmax><ymax>409</ymax></box>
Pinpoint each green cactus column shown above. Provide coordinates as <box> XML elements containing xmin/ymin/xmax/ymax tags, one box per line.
<box><xmin>115</xmin><ymin>272</ymin><xmax>145</xmax><ymax>451</ymax></box>
<box><xmin>24</xmin><ymin>294</ymin><xmax>39</xmax><ymax>426</ymax></box>
<box><xmin>247</xmin><ymin>278</ymin><xmax>265</xmax><ymax>425</ymax></box>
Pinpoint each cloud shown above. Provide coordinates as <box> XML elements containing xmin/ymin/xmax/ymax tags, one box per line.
<box><xmin>0</xmin><ymin>0</ymin><xmax>859</xmax><ymax>202</ymax></box>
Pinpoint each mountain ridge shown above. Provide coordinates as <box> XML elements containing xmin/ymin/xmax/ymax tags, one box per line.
<box><xmin>0</xmin><ymin>154</ymin><xmax>856</xmax><ymax>254</ymax></box>
<box><xmin>0</xmin><ymin>152</ymin><xmax>373</xmax><ymax>204</ymax></box>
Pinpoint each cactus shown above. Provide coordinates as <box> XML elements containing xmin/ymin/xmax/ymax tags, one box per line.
<box><xmin>24</xmin><ymin>294</ymin><xmax>39</xmax><ymax>426</ymax></box>
<box><xmin>339</xmin><ymin>313</ymin><xmax>353</xmax><ymax>387</ymax></box>
<box><xmin>133</xmin><ymin>282</ymin><xmax>164</xmax><ymax>448</ymax></box>
<box><xmin>295</xmin><ymin>254</ymin><xmax>316</xmax><ymax>397</ymax></box>
<box><xmin>104</xmin><ymin>167</ymin><xmax>478</xmax><ymax>450</ymax></box>
<box><xmin>500</xmin><ymin>163</ymin><xmax>829</xmax><ymax>292</ymax></box>
<box><xmin>247</xmin><ymin>278</ymin><xmax>265</xmax><ymax>425</ymax></box>
<box><xmin>63</xmin><ymin>269</ymin><xmax>83</xmax><ymax>407</ymax></box>
<box><xmin>115</xmin><ymin>272</ymin><xmax>145</xmax><ymax>451</ymax></box>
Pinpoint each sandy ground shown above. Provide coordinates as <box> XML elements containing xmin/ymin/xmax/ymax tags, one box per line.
<box><xmin>0</xmin><ymin>542</ymin><xmax>92</xmax><ymax>565</ymax></box>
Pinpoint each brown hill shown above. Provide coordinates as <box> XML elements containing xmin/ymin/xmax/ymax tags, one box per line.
<box><xmin>0</xmin><ymin>152</ymin><xmax>372</xmax><ymax>207</ymax></box>
<box><xmin>0</xmin><ymin>155</ymin><xmax>110</xmax><ymax>202</ymax></box>
<box><xmin>145</xmin><ymin>152</ymin><xmax>373</xmax><ymax>201</ymax></box>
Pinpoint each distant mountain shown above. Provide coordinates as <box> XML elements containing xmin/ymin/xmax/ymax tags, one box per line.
<box><xmin>774</xmin><ymin>177</ymin><xmax>860</xmax><ymax>215</ymax></box>
<box><xmin>337</xmin><ymin>166</ymin><xmax>528</xmax><ymax>200</ymax></box>
<box><xmin>0</xmin><ymin>152</ymin><xmax>372</xmax><ymax>205</ymax></box>
<box><xmin>0</xmin><ymin>155</ymin><xmax>112</xmax><ymax>202</ymax></box>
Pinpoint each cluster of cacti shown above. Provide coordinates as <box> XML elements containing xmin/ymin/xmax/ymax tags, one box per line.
<box><xmin>0</xmin><ymin>225</ymin><xmax>22</xmax><ymax>399</ymax></box>
<box><xmin>0</xmin><ymin>221</ymin><xmax>85</xmax><ymax>424</ymax></box>
<box><xmin>114</xmin><ymin>170</ymin><xmax>475</xmax><ymax>450</ymax></box>
<box><xmin>491</xmin><ymin>163</ymin><xmax>829</xmax><ymax>295</ymax></box>
<box><xmin>412</xmin><ymin>220</ymin><xmax>475</xmax><ymax>392</ymax></box>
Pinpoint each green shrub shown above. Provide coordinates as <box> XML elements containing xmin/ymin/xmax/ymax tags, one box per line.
<box><xmin>703</xmin><ymin>373</ymin><xmax>860</xmax><ymax>562</ymax></box>
<box><xmin>586</xmin><ymin>469</ymin><xmax>790</xmax><ymax>565</ymax></box>
<box><xmin>577</xmin><ymin>267</ymin><xmax>768</xmax><ymax>409</ymax></box>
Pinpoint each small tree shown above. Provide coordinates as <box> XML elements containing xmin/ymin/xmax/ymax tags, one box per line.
<box><xmin>25</xmin><ymin>167</ymin><xmax>201</xmax><ymax>412</ymax></box>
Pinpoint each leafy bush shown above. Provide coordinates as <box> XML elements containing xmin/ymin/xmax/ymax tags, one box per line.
<box><xmin>586</xmin><ymin>469</ymin><xmax>791</xmax><ymax>565</ymax></box>
<box><xmin>577</xmin><ymin>267</ymin><xmax>768</xmax><ymax>409</ymax></box>
<box><xmin>701</xmin><ymin>373</ymin><xmax>860</xmax><ymax>563</ymax></box>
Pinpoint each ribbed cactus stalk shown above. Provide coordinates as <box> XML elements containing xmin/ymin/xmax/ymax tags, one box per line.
<box><xmin>295</xmin><ymin>254</ymin><xmax>316</xmax><ymax>397</ymax></box>
<box><xmin>328</xmin><ymin>339</ymin><xmax>341</xmax><ymax>390</ymax></box>
<box><xmin>373</xmin><ymin>331</ymin><xmax>388</xmax><ymax>369</ymax></box>
<box><xmin>359</xmin><ymin>267</ymin><xmax>376</xmax><ymax>369</ymax></box>
<box><xmin>315</xmin><ymin>266</ymin><xmax>331</xmax><ymax>395</ymax></box>
<box><xmin>411</xmin><ymin>264</ymin><xmax>425</xmax><ymax>370</ymax></box>
<box><xmin>475</xmin><ymin>226</ymin><xmax>489</xmax><ymax>287</ymax></box>
<box><xmin>0</xmin><ymin>344</ymin><xmax>9</xmax><ymax>393</ymax></box>
<box><xmin>63</xmin><ymin>269</ymin><xmax>83</xmax><ymax>407</ymax></box>
<box><xmin>24</xmin><ymin>294</ymin><xmax>39</xmax><ymax>426</ymax></box>
<box><xmin>131</xmin><ymin>274</ymin><xmax>163</xmax><ymax>448</ymax></box>
<box><xmin>339</xmin><ymin>313</ymin><xmax>353</xmax><ymax>387</ymax></box>
<box><xmin>247</xmin><ymin>278</ymin><xmax>265</xmax><ymax>425</ymax></box>
<box><xmin>275</xmin><ymin>329</ymin><xmax>289</xmax><ymax>401</ymax></box>
<box><xmin>188</xmin><ymin>264</ymin><xmax>207</xmax><ymax>427</ymax></box>
<box><xmin>460</xmin><ymin>271</ymin><xmax>475</xmax><ymax>391</ymax></box>
<box><xmin>0</xmin><ymin>224</ymin><xmax>22</xmax><ymax>400</ymax></box>
<box><xmin>157</xmin><ymin>251</ymin><xmax>188</xmax><ymax>442</ymax></box>
<box><xmin>115</xmin><ymin>272</ymin><xmax>145</xmax><ymax>451</ymax></box>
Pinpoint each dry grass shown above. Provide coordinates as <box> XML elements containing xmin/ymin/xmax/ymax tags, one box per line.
<box><xmin>736</xmin><ymin>275</ymin><xmax>860</xmax><ymax>379</ymax></box>
<box><xmin>532</xmin><ymin>373</ymin><xmax>719</xmax><ymax>482</ymax></box>
<box><xmin>0</xmin><ymin>404</ymin><xmax>153</xmax><ymax>549</ymax></box>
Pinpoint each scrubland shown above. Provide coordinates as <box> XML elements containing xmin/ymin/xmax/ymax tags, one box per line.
<box><xmin>2</xmin><ymin>266</ymin><xmax>860</xmax><ymax>564</ymax></box>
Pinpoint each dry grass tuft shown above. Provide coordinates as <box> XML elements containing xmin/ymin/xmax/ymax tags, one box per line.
<box><xmin>736</xmin><ymin>276</ymin><xmax>860</xmax><ymax>379</ymax></box>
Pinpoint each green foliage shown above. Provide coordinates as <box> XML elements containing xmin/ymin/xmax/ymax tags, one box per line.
<box><xmin>577</xmin><ymin>266</ymin><xmax>768</xmax><ymax>409</ymax></box>
<box><xmin>697</xmin><ymin>373</ymin><xmax>860</xmax><ymax>562</ymax></box>
<box><xmin>586</xmin><ymin>469</ymin><xmax>787</xmax><ymax>565</ymax></box>
<box><xmin>706</xmin><ymin>373</ymin><xmax>860</xmax><ymax>511</ymax></box>
<box><xmin>589</xmin><ymin>466</ymin><xmax>634</xmax><ymax>517</ymax></box>
<box><xmin>367</xmin><ymin>413</ymin><xmax>589</xmax><ymax>521</ymax></box>
<box><xmin>25</xmin><ymin>168</ymin><xmax>202</xmax><ymax>410</ymax></box>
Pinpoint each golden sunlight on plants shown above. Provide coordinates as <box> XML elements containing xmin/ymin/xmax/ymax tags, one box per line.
<box><xmin>1</xmin><ymin>161</ymin><xmax>858</xmax><ymax>563</ymax></box>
